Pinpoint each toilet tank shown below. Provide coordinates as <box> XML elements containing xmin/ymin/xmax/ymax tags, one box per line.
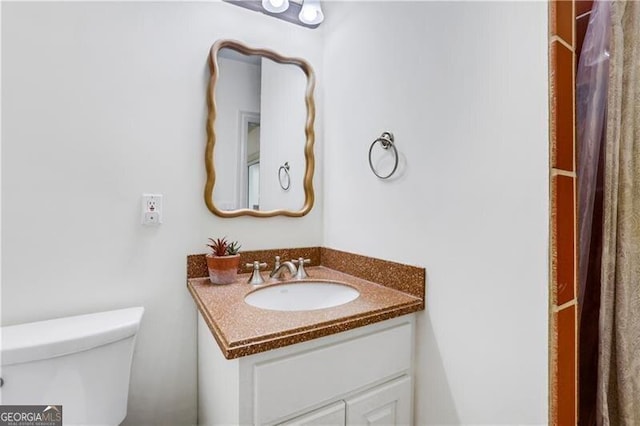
<box><xmin>0</xmin><ymin>307</ymin><xmax>144</xmax><ymax>426</ymax></box>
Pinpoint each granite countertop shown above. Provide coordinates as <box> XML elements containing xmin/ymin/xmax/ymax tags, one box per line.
<box><xmin>188</xmin><ymin>265</ymin><xmax>423</xmax><ymax>359</ymax></box>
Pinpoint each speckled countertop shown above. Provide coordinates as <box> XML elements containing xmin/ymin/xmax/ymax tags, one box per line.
<box><xmin>188</xmin><ymin>265</ymin><xmax>424</xmax><ymax>359</ymax></box>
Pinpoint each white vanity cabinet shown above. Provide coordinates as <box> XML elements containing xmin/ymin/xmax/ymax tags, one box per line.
<box><xmin>197</xmin><ymin>313</ymin><xmax>416</xmax><ymax>426</ymax></box>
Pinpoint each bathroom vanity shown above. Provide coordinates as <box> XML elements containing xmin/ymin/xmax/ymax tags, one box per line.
<box><xmin>197</xmin><ymin>313</ymin><xmax>414</xmax><ymax>425</ymax></box>
<box><xmin>187</xmin><ymin>247</ymin><xmax>425</xmax><ymax>426</ymax></box>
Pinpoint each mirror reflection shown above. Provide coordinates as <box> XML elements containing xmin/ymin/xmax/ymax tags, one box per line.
<box><xmin>208</xmin><ymin>43</ymin><xmax>313</xmax><ymax>216</ymax></box>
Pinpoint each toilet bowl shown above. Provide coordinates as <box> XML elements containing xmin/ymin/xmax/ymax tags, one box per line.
<box><xmin>0</xmin><ymin>307</ymin><xmax>144</xmax><ymax>426</ymax></box>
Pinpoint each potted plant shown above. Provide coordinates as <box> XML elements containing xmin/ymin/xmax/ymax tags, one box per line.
<box><xmin>206</xmin><ymin>237</ymin><xmax>242</xmax><ymax>285</ymax></box>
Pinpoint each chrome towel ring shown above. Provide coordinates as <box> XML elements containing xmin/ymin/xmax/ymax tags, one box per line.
<box><xmin>278</xmin><ymin>162</ymin><xmax>291</xmax><ymax>190</ymax></box>
<box><xmin>368</xmin><ymin>131</ymin><xmax>398</xmax><ymax>179</ymax></box>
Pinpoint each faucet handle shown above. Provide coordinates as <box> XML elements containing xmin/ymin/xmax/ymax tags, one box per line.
<box><xmin>291</xmin><ymin>257</ymin><xmax>311</xmax><ymax>279</ymax></box>
<box><xmin>245</xmin><ymin>261</ymin><xmax>267</xmax><ymax>285</ymax></box>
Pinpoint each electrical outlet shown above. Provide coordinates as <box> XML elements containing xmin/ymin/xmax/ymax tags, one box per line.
<box><xmin>141</xmin><ymin>194</ymin><xmax>163</xmax><ymax>225</ymax></box>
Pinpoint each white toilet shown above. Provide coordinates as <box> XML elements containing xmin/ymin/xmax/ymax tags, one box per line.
<box><xmin>0</xmin><ymin>307</ymin><xmax>144</xmax><ymax>426</ymax></box>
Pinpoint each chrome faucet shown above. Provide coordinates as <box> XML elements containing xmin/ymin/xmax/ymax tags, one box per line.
<box><xmin>269</xmin><ymin>256</ymin><xmax>298</xmax><ymax>280</ymax></box>
<box><xmin>292</xmin><ymin>257</ymin><xmax>311</xmax><ymax>279</ymax></box>
<box><xmin>245</xmin><ymin>261</ymin><xmax>267</xmax><ymax>285</ymax></box>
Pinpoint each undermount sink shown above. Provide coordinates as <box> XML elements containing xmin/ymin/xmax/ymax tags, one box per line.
<box><xmin>244</xmin><ymin>281</ymin><xmax>360</xmax><ymax>312</ymax></box>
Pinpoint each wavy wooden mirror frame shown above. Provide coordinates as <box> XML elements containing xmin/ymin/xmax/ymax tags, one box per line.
<box><xmin>205</xmin><ymin>39</ymin><xmax>316</xmax><ymax>218</ymax></box>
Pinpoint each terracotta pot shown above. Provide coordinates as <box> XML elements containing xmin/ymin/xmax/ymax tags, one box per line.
<box><xmin>206</xmin><ymin>254</ymin><xmax>241</xmax><ymax>285</ymax></box>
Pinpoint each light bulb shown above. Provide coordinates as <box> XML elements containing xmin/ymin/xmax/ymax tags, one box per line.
<box><xmin>301</xmin><ymin>7</ymin><xmax>317</xmax><ymax>22</ymax></box>
<box><xmin>298</xmin><ymin>0</ymin><xmax>324</xmax><ymax>25</ymax></box>
<box><xmin>262</xmin><ymin>0</ymin><xmax>289</xmax><ymax>13</ymax></box>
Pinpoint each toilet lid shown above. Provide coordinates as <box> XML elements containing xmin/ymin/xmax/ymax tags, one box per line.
<box><xmin>1</xmin><ymin>306</ymin><xmax>144</xmax><ymax>366</ymax></box>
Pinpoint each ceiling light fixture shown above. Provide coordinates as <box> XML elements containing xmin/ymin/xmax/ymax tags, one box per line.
<box><xmin>223</xmin><ymin>0</ymin><xmax>323</xmax><ymax>29</ymax></box>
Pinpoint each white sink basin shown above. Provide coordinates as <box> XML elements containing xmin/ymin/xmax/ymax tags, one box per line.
<box><xmin>244</xmin><ymin>281</ymin><xmax>360</xmax><ymax>311</ymax></box>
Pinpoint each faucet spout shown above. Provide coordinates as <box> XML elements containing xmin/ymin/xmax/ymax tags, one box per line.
<box><xmin>269</xmin><ymin>261</ymin><xmax>298</xmax><ymax>279</ymax></box>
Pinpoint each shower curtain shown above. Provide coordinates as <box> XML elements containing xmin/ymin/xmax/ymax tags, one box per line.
<box><xmin>577</xmin><ymin>1</ymin><xmax>610</xmax><ymax>424</ymax></box>
<box><xmin>578</xmin><ymin>0</ymin><xmax>610</xmax><ymax>315</ymax></box>
<box><xmin>597</xmin><ymin>1</ymin><xmax>640</xmax><ymax>424</ymax></box>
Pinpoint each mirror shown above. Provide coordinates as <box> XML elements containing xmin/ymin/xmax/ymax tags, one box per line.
<box><xmin>205</xmin><ymin>39</ymin><xmax>316</xmax><ymax>218</ymax></box>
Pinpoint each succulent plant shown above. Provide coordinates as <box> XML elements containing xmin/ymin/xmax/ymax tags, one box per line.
<box><xmin>226</xmin><ymin>241</ymin><xmax>241</xmax><ymax>255</ymax></box>
<box><xmin>207</xmin><ymin>237</ymin><xmax>241</xmax><ymax>256</ymax></box>
<box><xmin>207</xmin><ymin>237</ymin><xmax>229</xmax><ymax>257</ymax></box>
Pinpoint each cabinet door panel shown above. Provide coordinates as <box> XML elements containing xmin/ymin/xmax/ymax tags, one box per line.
<box><xmin>277</xmin><ymin>401</ymin><xmax>346</xmax><ymax>426</ymax></box>
<box><xmin>346</xmin><ymin>376</ymin><xmax>412</xmax><ymax>426</ymax></box>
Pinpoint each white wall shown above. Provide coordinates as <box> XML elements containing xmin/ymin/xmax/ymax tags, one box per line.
<box><xmin>213</xmin><ymin>56</ymin><xmax>261</xmax><ymax>209</ymax></box>
<box><xmin>322</xmin><ymin>2</ymin><xmax>549</xmax><ymax>425</ymax></box>
<box><xmin>3</xmin><ymin>2</ymin><xmax>550</xmax><ymax>425</ymax></box>
<box><xmin>1</xmin><ymin>2</ymin><xmax>323</xmax><ymax>425</ymax></box>
<box><xmin>260</xmin><ymin>58</ymin><xmax>307</xmax><ymax>211</ymax></box>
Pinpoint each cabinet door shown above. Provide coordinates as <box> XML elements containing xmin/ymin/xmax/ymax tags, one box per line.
<box><xmin>346</xmin><ymin>376</ymin><xmax>412</xmax><ymax>425</ymax></box>
<box><xmin>277</xmin><ymin>401</ymin><xmax>346</xmax><ymax>426</ymax></box>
